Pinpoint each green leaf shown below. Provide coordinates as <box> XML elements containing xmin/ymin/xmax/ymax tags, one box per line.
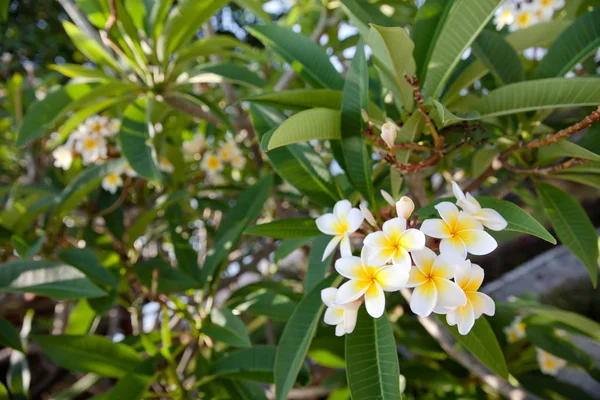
<box><xmin>474</xmin><ymin>78</ymin><xmax>600</xmax><ymax>118</ymax></box>
<box><xmin>536</xmin><ymin>182</ymin><xmax>598</xmax><ymax>287</ymax></box>
<box><xmin>536</xmin><ymin>8</ymin><xmax>600</xmax><ymax>78</ymax></box>
<box><xmin>62</xmin><ymin>21</ymin><xmax>120</xmax><ymax>71</ymax></box>
<box><xmin>340</xmin><ymin>39</ymin><xmax>373</xmax><ymax>202</ymax></box>
<box><xmin>182</xmin><ymin>63</ymin><xmax>267</xmax><ymax>88</ymax></box>
<box><xmin>538</xmin><ymin>140</ymin><xmax>600</xmax><ymax>163</ymax></box>
<box><xmin>0</xmin><ymin>317</ymin><xmax>23</xmax><ymax>352</ymax></box>
<box><xmin>50</xmin><ymin>64</ymin><xmax>112</xmax><ymax>80</ymax></box>
<box><xmin>471</xmin><ymin>149</ymin><xmax>498</xmax><ymax>178</ymax></box>
<box><xmin>274</xmin><ymin>238</ymin><xmax>313</xmax><ymax>264</ymax></box>
<box><xmin>248</xmin><ymin>24</ymin><xmax>344</xmax><ymax>90</ymax></box>
<box><xmin>134</xmin><ymin>257</ymin><xmax>197</xmax><ymax>293</ymax></box>
<box><xmin>268</xmin><ymin>108</ymin><xmax>340</xmax><ymax>150</ymax></box>
<box><xmin>391</xmin><ymin>113</ymin><xmax>425</xmax><ymax>191</ymax></box>
<box><xmin>339</xmin><ymin>0</ymin><xmax>395</xmax><ymax>38</ymax></box>
<box><xmin>245</xmin><ymin>218</ymin><xmax>321</xmax><ymax>239</ymax></box>
<box><xmin>471</xmin><ymin>29</ymin><xmax>524</xmax><ymax>85</ymax></box>
<box><xmin>232</xmin><ymin>0</ymin><xmax>271</xmax><ymax>22</ymax></box>
<box><xmin>428</xmin><ymin>99</ymin><xmax>479</xmax><ymax>128</ymax></box>
<box><xmin>553</xmin><ymin>173</ymin><xmax>600</xmax><ymax>190</ymax></box>
<box><xmin>274</xmin><ymin>274</ymin><xmax>338</xmax><ymax>400</ymax></box>
<box><xmin>32</xmin><ymin>335</ymin><xmax>142</xmax><ymax>378</ymax></box>
<box><xmin>108</xmin><ymin>356</ymin><xmax>160</xmax><ymax>400</ymax></box>
<box><xmin>210</xmin><ymin>345</ymin><xmax>276</xmax><ymax>382</ymax></box>
<box><xmin>58</xmin><ymin>247</ymin><xmax>118</xmax><ymax>288</ymax></box>
<box><xmin>119</xmin><ymin>98</ymin><xmax>162</xmax><ymax>182</ymax></box>
<box><xmin>65</xmin><ymin>299</ymin><xmax>97</xmax><ymax>335</ymax></box>
<box><xmin>424</xmin><ymin>0</ymin><xmax>502</xmax><ymax>98</ymax></box>
<box><xmin>176</xmin><ymin>35</ymin><xmax>250</xmax><ymax>62</ymax></box>
<box><xmin>475</xmin><ymin>197</ymin><xmax>556</xmax><ymax>244</ymax></box>
<box><xmin>203</xmin><ymin>308</ymin><xmax>251</xmax><ymax>348</ymax></box>
<box><xmin>367</xmin><ymin>25</ymin><xmax>416</xmax><ymax>112</ymax></box>
<box><xmin>224</xmin><ymin>380</ymin><xmax>268</xmax><ymax>400</ymax></box>
<box><xmin>166</xmin><ymin>205</ymin><xmax>199</xmax><ymax>278</ymax></box>
<box><xmin>439</xmin><ymin>316</ymin><xmax>508</xmax><ymax>378</ymax></box>
<box><xmin>346</xmin><ymin>308</ymin><xmax>401</xmax><ymax>400</ymax></box>
<box><xmin>0</xmin><ymin>259</ymin><xmax>107</xmax><ymax>300</ymax></box>
<box><xmin>517</xmin><ymin>304</ymin><xmax>600</xmax><ymax>342</ymax></box>
<box><xmin>305</xmin><ymin>236</ymin><xmax>334</xmax><ymax>294</ymax></box>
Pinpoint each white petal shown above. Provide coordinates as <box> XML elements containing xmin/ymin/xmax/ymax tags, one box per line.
<box><xmin>367</xmin><ymin>248</ymin><xmax>395</xmax><ymax>266</ymax></box>
<box><xmin>420</xmin><ymin>219</ymin><xmax>451</xmax><ymax>239</ymax></box>
<box><xmin>464</xmin><ymin>263</ymin><xmax>484</xmax><ymax>292</ymax></box>
<box><xmin>439</xmin><ymin>237</ymin><xmax>467</xmax><ymax>264</ymax></box>
<box><xmin>346</xmin><ymin>208</ymin><xmax>364</xmax><ymax>233</ymax></box>
<box><xmin>470</xmin><ymin>292</ymin><xmax>495</xmax><ymax>318</ymax></box>
<box><xmin>459</xmin><ymin>230</ymin><xmax>497</xmax><ymax>256</ymax></box>
<box><xmin>396</xmin><ymin>196</ymin><xmax>414</xmax><ymax>220</ymax></box>
<box><xmin>335</xmin><ymin>323</ymin><xmax>345</xmax><ymax>336</ymax></box>
<box><xmin>435</xmin><ymin>202</ymin><xmax>459</xmax><ymax>230</ymax></box>
<box><xmin>433</xmin><ymin>303</ymin><xmax>452</xmax><ymax>314</ymax></box>
<box><xmin>453</xmin><ymin>259</ymin><xmax>473</xmax><ymax>289</ymax></box>
<box><xmin>344</xmin><ymin>308</ymin><xmax>359</xmax><ymax>334</ymax></box>
<box><xmin>451</xmin><ymin>181</ymin><xmax>466</xmax><ymax>202</ymax></box>
<box><xmin>339</xmin><ymin>233</ymin><xmax>352</xmax><ymax>257</ymax></box>
<box><xmin>411</xmin><ymin>247</ymin><xmax>436</xmax><ymax>276</ymax></box>
<box><xmin>321</xmin><ymin>287</ymin><xmax>338</xmax><ymax>307</ymax></box>
<box><xmin>434</xmin><ymin>278</ymin><xmax>467</xmax><ymax>309</ymax></box>
<box><xmin>382</xmin><ymin>217</ymin><xmax>406</xmax><ymax>237</ymax></box>
<box><xmin>336</xmin><ymin>280</ymin><xmax>369</xmax><ymax>304</ymax></box>
<box><xmin>365</xmin><ymin>282</ymin><xmax>385</xmax><ymax>318</ymax></box>
<box><xmin>391</xmin><ymin>247</ymin><xmax>412</xmax><ymax>269</ymax></box>
<box><xmin>410</xmin><ymin>280</ymin><xmax>437</xmax><ymax>317</ymax></box>
<box><xmin>380</xmin><ymin>189</ymin><xmax>395</xmax><ymax>207</ymax></box>
<box><xmin>335</xmin><ymin>256</ymin><xmax>366</xmax><ymax>280</ymax></box>
<box><xmin>333</xmin><ymin>200</ymin><xmax>352</xmax><ymax>220</ymax></box>
<box><xmin>399</xmin><ymin>228</ymin><xmax>425</xmax><ymax>251</ymax></box>
<box><xmin>455</xmin><ymin>304</ymin><xmax>476</xmax><ymax>335</ymax></box>
<box><xmin>457</xmin><ymin>198</ymin><xmax>479</xmax><ymax>215</ymax></box>
<box><xmin>363</xmin><ymin>231</ymin><xmax>389</xmax><ymax>250</ymax></box>
<box><xmin>324</xmin><ymin>307</ymin><xmax>344</xmax><ymax>325</ymax></box>
<box><xmin>322</xmin><ymin>235</ymin><xmax>342</xmax><ymax>261</ymax></box>
<box><xmin>360</xmin><ymin>204</ymin><xmax>377</xmax><ymax>226</ymax></box>
<box><xmin>475</xmin><ymin>208</ymin><xmax>508</xmax><ymax>231</ymax></box>
<box><xmin>406</xmin><ymin>266</ymin><xmax>429</xmax><ymax>288</ymax></box>
<box><xmin>316</xmin><ymin>214</ymin><xmax>338</xmax><ymax>235</ymax></box>
<box><xmin>375</xmin><ymin>264</ymin><xmax>410</xmax><ymax>291</ymax></box>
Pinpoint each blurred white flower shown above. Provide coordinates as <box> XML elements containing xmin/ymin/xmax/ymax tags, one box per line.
<box><xmin>182</xmin><ymin>134</ymin><xmax>206</xmax><ymax>157</ymax></box>
<box><xmin>511</xmin><ymin>6</ymin><xmax>537</xmax><ymax>31</ymax></box>
<box><xmin>158</xmin><ymin>157</ymin><xmax>174</xmax><ymax>173</ymax></box>
<box><xmin>380</xmin><ymin>189</ymin><xmax>396</xmax><ymax>207</ymax></box>
<box><xmin>122</xmin><ymin>163</ymin><xmax>137</xmax><ymax>177</ymax></box>
<box><xmin>494</xmin><ymin>3</ymin><xmax>515</xmax><ymax>30</ymax></box>
<box><xmin>360</xmin><ymin>203</ymin><xmax>377</xmax><ymax>227</ymax></box>
<box><xmin>75</xmin><ymin>135</ymin><xmax>107</xmax><ymax>164</ymax></box>
<box><xmin>217</xmin><ymin>140</ymin><xmax>238</xmax><ymax>162</ymax></box>
<box><xmin>230</xmin><ymin>153</ymin><xmax>246</xmax><ymax>170</ymax></box>
<box><xmin>381</xmin><ymin>122</ymin><xmax>397</xmax><ymax>148</ymax></box>
<box><xmin>52</xmin><ymin>145</ymin><xmax>73</xmax><ymax>170</ymax></box>
<box><xmin>201</xmin><ymin>152</ymin><xmax>223</xmax><ymax>174</ymax></box>
<box><xmin>84</xmin><ymin>116</ymin><xmax>112</xmax><ymax>137</ymax></box>
<box><xmin>396</xmin><ymin>196</ymin><xmax>415</xmax><ymax>220</ymax></box>
<box><xmin>504</xmin><ymin>316</ymin><xmax>527</xmax><ymax>343</ymax></box>
<box><xmin>102</xmin><ymin>172</ymin><xmax>123</xmax><ymax>194</ymax></box>
<box><xmin>536</xmin><ymin>348</ymin><xmax>567</xmax><ymax>376</ymax></box>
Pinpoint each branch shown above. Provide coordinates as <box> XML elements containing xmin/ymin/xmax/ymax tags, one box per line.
<box><xmin>162</xmin><ymin>95</ymin><xmax>222</xmax><ymax>125</ymax></box>
<box><xmin>503</xmin><ymin>158</ymin><xmax>588</xmax><ymax>174</ymax></box>
<box><xmin>404</xmin><ymin>74</ymin><xmax>442</xmax><ymax>149</ymax></box>
<box><xmin>524</xmin><ymin>106</ymin><xmax>600</xmax><ymax>149</ymax></box>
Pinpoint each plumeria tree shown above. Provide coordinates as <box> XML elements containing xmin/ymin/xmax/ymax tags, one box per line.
<box><xmin>2</xmin><ymin>0</ymin><xmax>600</xmax><ymax>398</ymax></box>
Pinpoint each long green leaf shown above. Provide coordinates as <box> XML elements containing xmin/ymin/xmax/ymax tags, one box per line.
<box><xmin>305</xmin><ymin>236</ymin><xmax>334</xmax><ymax>294</ymax></box>
<box><xmin>346</xmin><ymin>308</ymin><xmax>401</xmax><ymax>399</ymax></box>
<box><xmin>210</xmin><ymin>345</ymin><xmax>276</xmax><ymax>382</ymax></box>
<box><xmin>471</xmin><ymin>29</ymin><xmax>524</xmax><ymax>85</ymax></box>
<box><xmin>0</xmin><ymin>317</ymin><xmax>23</xmax><ymax>352</ymax></box>
<box><xmin>182</xmin><ymin>63</ymin><xmax>267</xmax><ymax>88</ymax></box>
<box><xmin>58</xmin><ymin>247</ymin><xmax>117</xmax><ymax>288</ymax></box>
<box><xmin>538</xmin><ymin>140</ymin><xmax>600</xmax><ymax>163</ymax></box>
<box><xmin>516</xmin><ymin>304</ymin><xmax>600</xmax><ymax>342</ymax></box>
<box><xmin>245</xmin><ymin>218</ymin><xmax>320</xmax><ymax>239</ymax></box>
<box><xmin>339</xmin><ymin>0</ymin><xmax>395</xmax><ymax>38</ymax></box>
<box><xmin>536</xmin><ymin>182</ymin><xmax>598</xmax><ymax>287</ymax></box>
<box><xmin>62</xmin><ymin>21</ymin><xmax>120</xmax><ymax>71</ymax></box>
<box><xmin>176</xmin><ymin>35</ymin><xmax>250</xmax><ymax>62</ymax></box>
<box><xmin>268</xmin><ymin>108</ymin><xmax>340</xmax><ymax>150</ymax></box>
<box><xmin>203</xmin><ymin>308</ymin><xmax>251</xmax><ymax>348</ymax></box>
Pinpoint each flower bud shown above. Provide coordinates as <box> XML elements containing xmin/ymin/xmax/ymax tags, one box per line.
<box><xmin>360</xmin><ymin>203</ymin><xmax>377</xmax><ymax>226</ymax></box>
<box><xmin>381</xmin><ymin>122</ymin><xmax>397</xmax><ymax>148</ymax></box>
<box><xmin>396</xmin><ymin>196</ymin><xmax>414</xmax><ymax>219</ymax></box>
<box><xmin>380</xmin><ymin>189</ymin><xmax>395</xmax><ymax>207</ymax></box>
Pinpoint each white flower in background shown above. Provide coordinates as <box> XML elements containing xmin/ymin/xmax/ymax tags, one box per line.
<box><xmin>201</xmin><ymin>152</ymin><xmax>223</xmax><ymax>174</ymax></box>
<box><xmin>158</xmin><ymin>157</ymin><xmax>174</xmax><ymax>173</ymax></box>
<box><xmin>335</xmin><ymin>246</ymin><xmax>410</xmax><ymax>318</ymax></box>
<box><xmin>536</xmin><ymin>348</ymin><xmax>567</xmax><ymax>376</ymax></box>
<box><xmin>511</xmin><ymin>6</ymin><xmax>537</xmax><ymax>31</ymax></box>
<box><xmin>101</xmin><ymin>172</ymin><xmax>123</xmax><ymax>194</ymax></box>
<box><xmin>321</xmin><ymin>287</ymin><xmax>361</xmax><ymax>336</ymax></box>
<box><xmin>108</xmin><ymin>119</ymin><xmax>121</xmax><ymax>136</ymax></box>
<box><xmin>451</xmin><ymin>181</ymin><xmax>507</xmax><ymax>231</ymax></box>
<box><xmin>123</xmin><ymin>163</ymin><xmax>137</xmax><ymax>177</ymax></box>
<box><xmin>494</xmin><ymin>3</ymin><xmax>515</xmax><ymax>29</ymax></box>
<box><xmin>315</xmin><ymin>200</ymin><xmax>364</xmax><ymax>261</ymax></box>
<box><xmin>535</xmin><ymin>0</ymin><xmax>565</xmax><ymax>18</ymax></box>
<box><xmin>75</xmin><ymin>135</ymin><xmax>107</xmax><ymax>164</ymax></box>
<box><xmin>182</xmin><ymin>134</ymin><xmax>206</xmax><ymax>157</ymax></box>
<box><xmin>1</xmin><ymin>52</ymin><xmax>12</xmax><ymax>64</ymax></box>
<box><xmin>443</xmin><ymin>260</ymin><xmax>495</xmax><ymax>335</ymax></box>
<box><xmin>52</xmin><ymin>145</ymin><xmax>73</xmax><ymax>170</ymax></box>
<box><xmin>396</xmin><ymin>196</ymin><xmax>415</xmax><ymax>220</ymax></box>
<box><xmin>364</xmin><ymin>217</ymin><xmax>425</xmax><ymax>267</ymax></box>
<box><xmin>504</xmin><ymin>316</ymin><xmax>527</xmax><ymax>343</ymax></box>
<box><xmin>381</xmin><ymin>122</ymin><xmax>397</xmax><ymax>148</ymax></box>
<box><xmin>360</xmin><ymin>204</ymin><xmax>377</xmax><ymax>227</ymax></box>
<box><xmin>420</xmin><ymin>202</ymin><xmax>497</xmax><ymax>263</ymax></box>
<box><xmin>84</xmin><ymin>115</ymin><xmax>112</xmax><ymax>137</ymax></box>
<box><xmin>230</xmin><ymin>153</ymin><xmax>246</xmax><ymax>170</ymax></box>
<box><xmin>406</xmin><ymin>248</ymin><xmax>467</xmax><ymax>317</ymax></box>
<box><xmin>217</xmin><ymin>140</ymin><xmax>238</xmax><ymax>162</ymax></box>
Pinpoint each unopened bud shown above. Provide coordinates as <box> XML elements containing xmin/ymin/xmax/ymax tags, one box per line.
<box><xmin>381</xmin><ymin>122</ymin><xmax>397</xmax><ymax>148</ymax></box>
<box><xmin>380</xmin><ymin>189</ymin><xmax>395</xmax><ymax>207</ymax></box>
<box><xmin>396</xmin><ymin>196</ymin><xmax>414</xmax><ymax>219</ymax></box>
<box><xmin>361</xmin><ymin>109</ymin><xmax>369</xmax><ymax>123</ymax></box>
<box><xmin>360</xmin><ymin>203</ymin><xmax>377</xmax><ymax>226</ymax></box>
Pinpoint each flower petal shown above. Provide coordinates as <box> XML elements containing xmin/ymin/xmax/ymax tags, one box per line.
<box><xmin>434</xmin><ymin>277</ymin><xmax>467</xmax><ymax>309</ymax></box>
<box><xmin>340</xmin><ymin>233</ymin><xmax>352</xmax><ymax>257</ymax></box>
<box><xmin>336</xmin><ymin>279</ymin><xmax>370</xmax><ymax>304</ymax></box>
<box><xmin>464</xmin><ymin>263</ymin><xmax>484</xmax><ymax>292</ymax></box>
<box><xmin>322</xmin><ymin>235</ymin><xmax>341</xmax><ymax>261</ymax></box>
<box><xmin>475</xmin><ymin>208</ymin><xmax>508</xmax><ymax>231</ymax></box>
<box><xmin>375</xmin><ymin>264</ymin><xmax>410</xmax><ymax>291</ymax></box>
<box><xmin>346</xmin><ymin>208</ymin><xmax>365</xmax><ymax>232</ymax></box>
<box><xmin>453</xmin><ymin>259</ymin><xmax>473</xmax><ymax>289</ymax></box>
<box><xmin>363</xmin><ymin>231</ymin><xmax>390</xmax><ymax>250</ymax></box>
<box><xmin>335</xmin><ymin>256</ymin><xmax>367</xmax><ymax>280</ymax></box>
<box><xmin>439</xmin><ymin>236</ymin><xmax>467</xmax><ymax>264</ymax></box>
<box><xmin>431</xmin><ymin>254</ymin><xmax>456</xmax><ymax>280</ymax></box>
<box><xmin>382</xmin><ymin>217</ymin><xmax>406</xmax><ymax>240</ymax></box>
<box><xmin>391</xmin><ymin>247</ymin><xmax>411</xmax><ymax>269</ymax></box>
<box><xmin>367</xmin><ymin>248</ymin><xmax>395</xmax><ymax>266</ymax></box>
<box><xmin>435</xmin><ymin>202</ymin><xmax>459</xmax><ymax>230</ymax></box>
<box><xmin>406</xmin><ymin>266</ymin><xmax>428</xmax><ymax>288</ymax></box>
<box><xmin>469</xmin><ymin>292</ymin><xmax>495</xmax><ymax>318</ymax></box>
<box><xmin>321</xmin><ymin>287</ymin><xmax>338</xmax><ymax>308</ymax></box>
<box><xmin>451</xmin><ymin>181</ymin><xmax>466</xmax><ymax>201</ymax></box>
<box><xmin>420</xmin><ymin>219</ymin><xmax>451</xmax><ymax>239</ymax></box>
<box><xmin>344</xmin><ymin>308</ymin><xmax>359</xmax><ymax>334</ymax></box>
<box><xmin>410</xmin><ymin>280</ymin><xmax>437</xmax><ymax>317</ymax></box>
<box><xmin>459</xmin><ymin>229</ymin><xmax>497</xmax><ymax>255</ymax></box>
<box><xmin>335</xmin><ymin>323</ymin><xmax>345</xmax><ymax>336</ymax></box>
<box><xmin>396</xmin><ymin>196</ymin><xmax>415</xmax><ymax>220</ymax></box>
<box><xmin>324</xmin><ymin>307</ymin><xmax>344</xmax><ymax>325</ymax></box>
<box><xmin>315</xmin><ymin>213</ymin><xmax>338</xmax><ymax>235</ymax></box>
<box><xmin>452</xmin><ymin>303</ymin><xmax>475</xmax><ymax>335</ymax></box>
<box><xmin>455</xmin><ymin>212</ymin><xmax>483</xmax><ymax>232</ymax></box>
<box><xmin>333</xmin><ymin>199</ymin><xmax>352</xmax><ymax>220</ymax></box>
<box><xmin>365</xmin><ymin>282</ymin><xmax>385</xmax><ymax>318</ymax></box>
<box><xmin>399</xmin><ymin>228</ymin><xmax>426</xmax><ymax>251</ymax></box>
<box><xmin>411</xmin><ymin>247</ymin><xmax>436</xmax><ymax>276</ymax></box>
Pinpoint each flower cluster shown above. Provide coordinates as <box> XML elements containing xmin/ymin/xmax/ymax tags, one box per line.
<box><xmin>317</xmin><ymin>182</ymin><xmax>507</xmax><ymax>336</ymax></box>
<box><xmin>494</xmin><ymin>0</ymin><xmax>565</xmax><ymax>31</ymax></box>
<box><xmin>182</xmin><ymin>134</ymin><xmax>246</xmax><ymax>183</ymax></box>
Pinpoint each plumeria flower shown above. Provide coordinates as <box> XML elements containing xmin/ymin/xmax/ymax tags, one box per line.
<box><xmin>52</xmin><ymin>145</ymin><xmax>73</xmax><ymax>170</ymax></box>
<box><xmin>85</xmin><ymin>115</ymin><xmax>111</xmax><ymax>137</ymax></box>
<box><xmin>504</xmin><ymin>316</ymin><xmax>527</xmax><ymax>343</ymax></box>
<box><xmin>335</xmin><ymin>246</ymin><xmax>410</xmax><ymax>318</ymax></box>
<box><xmin>217</xmin><ymin>141</ymin><xmax>238</xmax><ymax>162</ymax></box>
<box><xmin>182</xmin><ymin>134</ymin><xmax>206</xmax><ymax>157</ymax></box>
<box><xmin>75</xmin><ymin>135</ymin><xmax>108</xmax><ymax>165</ymax></box>
<box><xmin>380</xmin><ymin>122</ymin><xmax>397</xmax><ymax>148</ymax></box>
<box><xmin>102</xmin><ymin>172</ymin><xmax>123</xmax><ymax>194</ymax></box>
<box><xmin>493</xmin><ymin>3</ymin><xmax>515</xmax><ymax>30</ymax></box>
<box><xmin>511</xmin><ymin>6</ymin><xmax>537</xmax><ymax>31</ymax></box>
<box><xmin>316</xmin><ymin>200</ymin><xmax>363</xmax><ymax>261</ymax></box>
<box><xmin>536</xmin><ymin>0</ymin><xmax>565</xmax><ymax>14</ymax></box>
<box><xmin>420</xmin><ymin>202</ymin><xmax>497</xmax><ymax>263</ymax></box>
<box><xmin>201</xmin><ymin>152</ymin><xmax>223</xmax><ymax>174</ymax></box>
<box><xmin>122</xmin><ymin>163</ymin><xmax>137</xmax><ymax>178</ymax></box>
<box><xmin>536</xmin><ymin>348</ymin><xmax>567</xmax><ymax>376</ymax></box>
<box><xmin>364</xmin><ymin>218</ymin><xmax>425</xmax><ymax>267</ymax></box>
<box><xmin>451</xmin><ymin>181</ymin><xmax>507</xmax><ymax>231</ymax></box>
<box><xmin>109</xmin><ymin>119</ymin><xmax>121</xmax><ymax>136</ymax></box>
<box><xmin>443</xmin><ymin>260</ymin><xmax>495</xmax><ymax>335</ymax></box>
<box><xmin>158</xmin><ymin>157</ymin><xmax>174</xmax><ymax>173</ymax></box>
<box><xmin>230</xmin><ymin>153</ymin><xmax>246</xmax><ymax>170</ymax></box>
<box><xmin>396</xmin><ymin>196</ymin><xmax>414</xmax><ymax>220</ymax></box>
<box><xmin>321</xmin><ymin>287</ymin><xmax>361</xmax><ymax>336</ymax></box>
<box><xmin>406</xmin><ymin>248</ymin><xmax>467</xmax><ymax>317</ymax></box>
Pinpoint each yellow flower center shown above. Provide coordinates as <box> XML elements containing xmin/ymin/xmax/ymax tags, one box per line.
<box><xmin>517</xmin><ymin>12</ymin><xmax>531</xmax><ymax>25</ymax></box>
<box><xmin>84</xmin><ymin>138</ymin><xmax>97</xmax><ymax>150</ymax></box>
<box><xmin>543</xmin><ymin>359</ymin><xmax>556</xmax><ymax>369</ymax></box>
<box><xmin>334</xmin><ymin>218</ymin><xmax>348</xmax><ymax>235</ymax></box>
<box><xmin>91</xmin><ymin>122</ymin><xmax>102</xmax><ymax>133</ymax></box>
<box><xmin>541</xmin><ymin>0</ymin><xmax>552</xmax><ymax>7</ymax></box>
<box><xmin>106</xmin><ymin>173</ymin><xmax>118</xmax><ymax>183</ymax></box>
<box><xmin>208</xmin><ymin>157</ymin><xmax>220</xmax><ymax>169</ymax></box>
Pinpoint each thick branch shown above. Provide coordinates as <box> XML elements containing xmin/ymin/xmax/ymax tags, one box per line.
<box><xmin>524</xmin><ymin>106</ymin><xmax>600</xmax><ymax>149</ymax></box>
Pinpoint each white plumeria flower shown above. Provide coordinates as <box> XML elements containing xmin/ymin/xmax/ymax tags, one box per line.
<box><xmin>101</xmin><ymin>172</ymin><xmax>123</xmax><ymax>194</ymax></box>
<box><xmin>335</xmin><ymin>246</ymin><xmax>410</xmax><ymax>318</ymax></box>
<box><xmin>158</xmin><ymin>157</ymin><xmax>174</xmax><ymax>173</ymax></box>
<box><xmin>201</xmin><ymin>152</ymin><xmax>223</xmax><ymax>174</ymax></box>
<box><xmin>321</xmin><ymin>287</ymin><xmax>361</xmax><ymax>336</ymax></box>
<box><xmin>182</xmin><ymin>134</ymin><xmax>206</xmax><ymax>157</ymax></box>
<box><xmin>511</xmin><ymin>6</ymin><xmax>538</xmax><ymax>31</ymax></box>
<box><xmin>443</xmin><ymin>260</ymin><xmax>495</xmax><ymax>335</ymax></box>
<box><xmin>85</xmin><ymin>115</ymin><xmax>111</xmax><ymax>137</ymax></box>
<box><xmin>230</xmin><ymin>153</ymin><xmax>246</xmax><ymax>170</ymax></box>
<box><xmin>536</xmin><ymin>0</ymin><xmax>564</xmax><ymax>13</ymax></box>
<box><xmin>52</xmin><ymin>145</ymin><xmax>73</xmax><ymax>170</ymax></box>
<box><xmin>315</xmin><ymin>200</ymin><xmax>363</xmax><ymax>261</ymax></box>
<box><xmin>109</xmin><ymin>118</ymin><xmax>121</xmax><ymax>136</ymax></box>
<box><xmin>504</xmin><ymin>316</ymin><xmax>527</xmax><ymax>343</ymax></box>
<box><xmin>364</xmin><ymin>217</ymin><xmax>425</xmax><ymax>267</ymax></box>
<box><xmin>380</xmin><ymin>122</ymin><xmax>397</xmax><ymax>148</ymax></box>
<box><xmin>396</xmin><ymin>196</ymin><xmax>414</xmax><ymax>220</ymax></box>
<box><xmin>217</xmin><ymin>141</ymin><xmax>238</xmax><ymax>162</ymax></box>
<box><xmin>451</xmin><ymin>181</ymin><xmax>507</xmax><ymax>231</ymax></box>
<box><xmin>75</xmin><ymin>135</ymin><xmax>108</xmax><ymax>165</ymax></box>
<box><xmin>359</xmin><ymin>203</ymin><xmax>377</xmax><ymax>227</ymax></box>
<box><xmin>536</xmin><ymin>348</ymin><xmax>567</xmax><ymax>376</ymax></box>
<box><xmin>420</xmin><ymin>202</ymin><xmax>497</xmax><ymax>263</ymax></box>
<box><xmin>406</xmin><ymin>248</ymin><xmax>467</xmax><ymax>317</ymax></box>
<box><xmin>123</xmin><ymin>163</ymin><xmax>137</xmax><ymax>178</ymax></box>
<box><xmin>493</xmin><ymin>3</ymin><xmax>515</xmax><ymax>30</ymax></box>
